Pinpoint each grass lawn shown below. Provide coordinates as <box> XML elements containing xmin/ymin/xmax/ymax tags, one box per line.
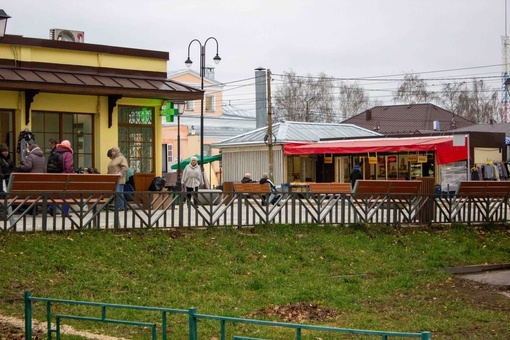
<box><xmin>0</xmin><ymin>223</ymin><xmax>509</xmax><ymax>339</ymax></box>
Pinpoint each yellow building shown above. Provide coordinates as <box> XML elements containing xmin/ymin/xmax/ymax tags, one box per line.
<box><xmin>0</xmin><ymin>34</ymin><xmax>202</xmax><ymax>176</ymax></box>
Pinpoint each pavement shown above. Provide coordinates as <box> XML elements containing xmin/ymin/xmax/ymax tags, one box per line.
<box><xmin>447</xmin><ymin>263</ymin><xmax>510</xmax><ymax>287</ymax></box>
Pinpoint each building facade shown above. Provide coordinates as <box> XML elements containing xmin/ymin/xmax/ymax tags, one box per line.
<box><xmin>163</xmin><ymin>69</ymin><xmax>256</xmax><ymax>187</ymax></box>
<box><xmin>0</xmin><ymin>35</ymin><xmax>202</xmax><ymax>176</ymax></box>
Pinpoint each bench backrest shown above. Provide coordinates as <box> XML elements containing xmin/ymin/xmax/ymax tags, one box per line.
<box><xmin>8</xmin><ymin>173</ymin><xmax>119</xmax><ymax>198</ymax></box>
<box><xmin>233</xmin><ymin>182</ymin><xmax>271</xmax><ymax>193</ymax></box>
<box><xmin>456</xmin><ymin>181</ymin><xmax>510</xmax><ymax>196</ymax></box>
<box><xmin>308</xmin><ymin>182</ymin><xmax>351</xmax><ymax>194</ymax></box>
<box><xmin>353</xmin><ymin>180</ymin><xmax>422</xmax><ymax>195</ymax></box>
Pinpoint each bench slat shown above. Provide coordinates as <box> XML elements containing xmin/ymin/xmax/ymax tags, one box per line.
<box><xmin>353</xmin><ymin>180</ymin><xmax>422</xmax><ymax>194</ymax></box>
<box><xmin>233</xmin><ymin>182</ymin><xmax>271</xmax><ymax>193</ymax></box>
<box><xmin>309</xmin><ymin>183</ymin><xmax>351</xmax><ymax>193</ymax></box>
<box><xmin>457</xmin><ymin>181</ymin><xmax>510</xmax><ymax>196</ymax></box>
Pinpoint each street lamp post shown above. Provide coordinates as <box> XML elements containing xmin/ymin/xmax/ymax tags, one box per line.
<box><xmin>0</xmin><ymin>10</ymin><xmax>11</xmax><ymax>38</ymax></box>
<box><xmin>185</xmin><ymin>37</ymin><xmax>221</xmax><ymax>173</ymax></box>
<box><xmin>174</xmin><ymin>101</ymin><xmax>185</xmax><ymax>191</ymax></box>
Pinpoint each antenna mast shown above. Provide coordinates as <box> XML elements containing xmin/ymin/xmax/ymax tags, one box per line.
<box><xmin>502</xmin><ymin>0</ymin><xmax>510</xmax><ymax>122</ymax></box>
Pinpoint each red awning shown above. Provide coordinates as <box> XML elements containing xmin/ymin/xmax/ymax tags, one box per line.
<box><xmin>283</xmin><ymin>136</ymin><xmax>468</xmax><ymax>165</ymax></box>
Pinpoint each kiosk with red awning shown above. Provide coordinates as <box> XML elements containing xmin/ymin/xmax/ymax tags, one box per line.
<box><xmin>284</xmin><ymin>136</ymin><xmax>468</xmax><ymax>165</ymax></box>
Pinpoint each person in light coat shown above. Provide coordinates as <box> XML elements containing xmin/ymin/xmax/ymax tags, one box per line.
<box><xmin>107</xmin><ymin>146</ymin><xmax>129</xmax><ymax>210</ymax></box>
<box><xmin>181</xmin><ymin>156</ymin><xmax>203</xmax><ymax>202</ymax></box>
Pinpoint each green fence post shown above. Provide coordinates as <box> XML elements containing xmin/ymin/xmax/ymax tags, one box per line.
<box><xmin>24</xmin><ymin>291</ymin><xmax>32</xmax><ymax>340</ymax></box>
<box><xmin>189</xmin><ymin>307</ymin><xmax>197</xmax><ymax>340</ymax></box>
<box><xmin>422</xmin><ymin>331</ymin><xmax>432</xmax><ymax>340</ymax></box>
<box><xmin>162</xmin><ymin>311</ymin><xmax>168</xmax><ymax>340</ymax></box>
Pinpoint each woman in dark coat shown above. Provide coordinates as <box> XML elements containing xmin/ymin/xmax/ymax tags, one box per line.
<box><xmin>0</xmin><ymin>144</ymin><xmax>14</xmax><ymax>192</ymax></box>
<box><xmin>349</xmin><ymin>164</ymin><xmax>363</xmax><ymax>189</ymax></box>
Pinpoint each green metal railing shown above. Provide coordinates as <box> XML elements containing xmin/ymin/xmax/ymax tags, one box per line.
<box><xmin>24</xmin><ymin>291</ymin><xmax>432</xmax><ymax>339</ymax></box>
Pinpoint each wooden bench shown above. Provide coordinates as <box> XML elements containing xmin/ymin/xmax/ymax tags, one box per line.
<box><xmin>308</xmin><ymin>182</ymin><xmax>351</xmax><ymax>194</ymax></box>
<box><xmin>456</xmin><ymin>181</ymin><xmax>510</xmax><ymax>197</ymax></box>
<box><xmin>233</xmin><ymin>182</ymin><xmax>272</xmax><ymax>205</ymax></box>
<box><xmin>353</xmin><ymin>180</ymin><xmax>422</xmax><ymax>196</ymax></box>
<box><xmin>233</xmin><ymin>182</ymin><xmax>271</xmax><ymax>196</ymax></box>
<box><xmin>351</xmin><ymin>180</ymin><xmax>424</xmax><ymax>223</ymax></box>
<box><xmin>444</xmin><ymin>181</ymin><xmax>510</xmax><ymax>222</ymax></box>
<box><xmin>308</xmin><ymin>183</ymin><xmax>351</xmax><ymax>205</ymax></box>
<box><xmin>233</xmin><ymin>182</ymin><xmax>271</xmax><ymax>194</ymax></box>
<box><xmin>6</xmin><ymin>173</ymin><xmax>119</xmax><ymax>214</ymax></box>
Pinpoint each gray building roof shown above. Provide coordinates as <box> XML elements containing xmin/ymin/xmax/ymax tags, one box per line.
<box><xmin>451</xmin><ymin>123</ymin><xmax>510</xmax><ymax>136</ymax></box>
<box><xmin>222</xmin><ymin>103</ymin><xmax>256</xmax><ymax>118</ymax></box>
<box><xmin>212</xmin><ymin>121</ymin><xmax>381</xmax><ymax>147</ymax></box>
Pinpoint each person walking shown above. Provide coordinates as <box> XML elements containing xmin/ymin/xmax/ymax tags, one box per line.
<box><xmin>55</xmin><ymin>140</ymin><xmax>74</xmax><ymax>174</ymax></box>
<box><xmin>107</xmin><ymin>147</ymin><xmax>129</xmax><ymax>210</ymax></box>
<box><xmin>45</xmin><ymin>138</ymin><xmax>60</xmax><ymax>173</ymax></box>
<box><xmin>15</xmin><ymin>143</ymin><xmax>45</xmax><ymax>214</ymax></box>
<box><xmin>0</xmin><ymin>144</ymin><xmax>14</xmax><ymax>192</ymax></box>
<box><xmin>350</xmin><ymin>164</ymin><xmax>363</xmax><ymax>189</ymax></box>
<box><xmin>48</xmin><ymin>140</ymin><xmax>74</xmax><ymax>216</ymax></box>
<box><xmin>181</xmin><ymin>156</ymin><xmax>203</xmax><ymax>202</ymax></box>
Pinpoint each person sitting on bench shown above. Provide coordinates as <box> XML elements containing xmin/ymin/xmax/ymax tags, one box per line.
<box><xmin>259</xmin><ymin>172</ymin><xmax>279</xmax><ymax>205</ymax></box>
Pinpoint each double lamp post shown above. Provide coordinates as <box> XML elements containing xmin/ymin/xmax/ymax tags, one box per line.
<box><xmin>185</xmin><ymin>37</ymin><xmax>221</xmax><ymax>172</ymax></box>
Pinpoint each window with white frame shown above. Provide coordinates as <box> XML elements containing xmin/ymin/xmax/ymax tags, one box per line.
<box><xmin>185</xmin><ymin>101</ymin><xmax>195</xmax><ymax>111</ymax></box>
<box><xmin>205</xmin><ymin>95</ymin><xmax>215</xmax><ymax>112</ymax></box>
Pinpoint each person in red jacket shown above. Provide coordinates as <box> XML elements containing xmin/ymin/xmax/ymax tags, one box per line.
<box><xmin>55</xmin><ymin>140</ymin><xmax>74</xmax><ymax>173</ymax></box>
<box><xmin>48</xmin><ymin>140</ymin><xmax>74</xmax><ymax>217</ymax></box>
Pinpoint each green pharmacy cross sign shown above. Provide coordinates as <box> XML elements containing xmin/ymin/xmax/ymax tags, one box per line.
<box><xmin>162</xmin><ymin>102</ymin><xmax>179</xmax><ymax>123</ymax></box>
<box><xmin>139</xmin><ymin>108</ymin><xmax>152</xmax><ymax>124</ymax></box>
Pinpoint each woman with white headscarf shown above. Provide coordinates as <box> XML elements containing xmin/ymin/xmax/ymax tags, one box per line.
<box><xmin>181</xmin><ymin>156</ymin><xmax>203</xmax><ymax>201</ymax></box>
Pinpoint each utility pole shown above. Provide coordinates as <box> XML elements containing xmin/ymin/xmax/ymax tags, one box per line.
<box><xmin>267</xmin><ymin>69</ymin><xmax>274</xmax><ymax>182</ymax></box>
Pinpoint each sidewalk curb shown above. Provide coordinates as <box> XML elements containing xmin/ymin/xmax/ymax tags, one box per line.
<box><xmin>446</xmin><ymin>263</ymin><xmax>510</xmax><ymax>274</ymax></box>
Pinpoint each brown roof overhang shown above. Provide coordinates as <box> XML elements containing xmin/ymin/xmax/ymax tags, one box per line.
<box><xmin>0</xmin><ymin>66</ymin><xmax>203</xmax><ymax>126</ymax></box>
<box><xmin>0</xmin><ymin>66</ymin><xmax>203</xmax><ymax>101</ymax></box>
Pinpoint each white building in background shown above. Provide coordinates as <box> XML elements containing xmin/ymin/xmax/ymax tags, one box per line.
<box><xmin>212</xmin><ymin>121</ymin><xmax>381</xmax><ymax>185</ymax></box>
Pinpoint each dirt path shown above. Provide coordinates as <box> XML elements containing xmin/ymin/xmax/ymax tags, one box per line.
<box><xmin>0</xmin><ymin>314</ymin><xmax>127</xmax><ymax>339</ymax></box>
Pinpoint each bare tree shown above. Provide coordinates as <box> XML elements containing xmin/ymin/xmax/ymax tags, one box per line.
<box><xmin>437</xmin><ymin>79</ymin><xmax>499</xmax><ymax>123</ymax></box>
<box><xmin>273</xmin><ymin>71</ymin><xmax>336</xmax><ymax>123</ymax></box>
<box><xmin>338</xmin><ymin>81</ymin><xmax>373</xmax><ymax>120</ymax></box>
<box><xmin>437</xmin><ymin>82</ymin><xmax>467</xmax><ymax>114</ymax></box>
<box><xmin>393</xmin><ymin>73</ymin><xmax>436</xmax><ymax>104</ymax></box>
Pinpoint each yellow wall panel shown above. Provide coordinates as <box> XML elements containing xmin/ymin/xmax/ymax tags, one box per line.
<box><xmin>9</xmin><ymin>46</ymin><xmax>167</xmax><ymax>73</ymax></box>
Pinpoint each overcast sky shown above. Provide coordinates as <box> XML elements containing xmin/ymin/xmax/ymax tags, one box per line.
<box><xmin>3</xmin><ymin>0</ymin><xmax>508</xmax><ymax>112</ymax></box>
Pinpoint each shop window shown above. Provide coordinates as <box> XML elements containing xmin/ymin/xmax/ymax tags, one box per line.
<box><xmin>32</xmin><ymin>111</ymin><xmax>93</xmax><ymax>169</ymax></box>
<box><xmin>118</xmin><ymin>106</ymin><xmax>155</xmax><ymax>173</ymax></box>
